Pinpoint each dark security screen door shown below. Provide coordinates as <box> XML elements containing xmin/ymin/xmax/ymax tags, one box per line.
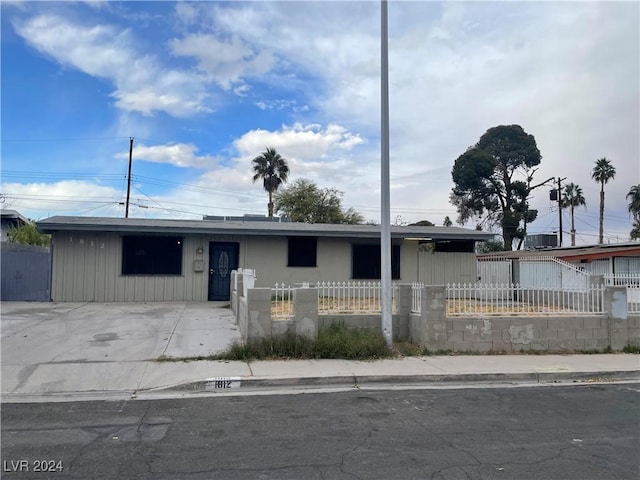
<box><xmin>208</xmin><ymin>242</ymin><xmax>239</xmax><ymax>301</ymax></box>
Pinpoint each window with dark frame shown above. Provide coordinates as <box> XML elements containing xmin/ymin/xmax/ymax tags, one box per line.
<box><xmin>122</xmin><ymin>236</ymin><xmax>183</xmax><ymax>275</ymax></box>
<box><xmin>352</xmin><ymin>243</ymin><xmax>400</xmax><ymax>279</ymax></box>
<box><xmin>287</xmin><ymin>236</ymin><xmax>317</xmax><ymax>267</ymax></box>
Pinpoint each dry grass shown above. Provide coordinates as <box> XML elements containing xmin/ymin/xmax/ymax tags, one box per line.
<box><xmin>272</xmin><ymin>297</ymin><xmax>399</xmax><ymax>317</ymax></box>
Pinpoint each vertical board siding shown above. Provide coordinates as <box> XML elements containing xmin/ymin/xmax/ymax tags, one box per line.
<box><xmin>478</xmin><ymin>259</ymin><xmax>512</xmax><ymax>284</ymax></box>
<box><xmin>418</xmin><ymin>252</ymin><xmax>476</xmax><ymax>285</ymax></box>
<box><xmin>51</xmin><ymin>231</ymin><xmax>240</xmax><ymax>301</ymax></box>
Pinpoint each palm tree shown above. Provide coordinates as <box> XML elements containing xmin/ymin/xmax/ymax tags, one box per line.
<box><xmin>562</xmin><ymin>183</ymin><xmax>586</xmax><ymax>246</ymax></box>
<box><xmin>627</xmin><ymin>185</ymin><xmax>640</xmax><ymax>240</ymax></box>
<box><xmin>627</xmin><ymin>185</ymin><xmax>640</xmax><ymax>219</ymax></box>
<box><xmin>251</xmin><ymin>147</ymin><xmax>289</xmax><ymax>217</ymax></box>
<box><xmin>591</xmin><ymin>158</ymin><xmax>616</xmax><ymax>244</ymax></box>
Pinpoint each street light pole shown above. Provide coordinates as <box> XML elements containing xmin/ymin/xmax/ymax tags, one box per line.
<box><xmin>380</xmin><ymin>0</ymin><xmax>392</xmax><ymax>347</ymax></box>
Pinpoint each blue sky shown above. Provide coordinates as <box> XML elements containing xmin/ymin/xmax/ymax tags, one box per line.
<box><xmin>1</xmin><ymin>1</ymin><xmax>638</xmax><ymax>246</ymax></box>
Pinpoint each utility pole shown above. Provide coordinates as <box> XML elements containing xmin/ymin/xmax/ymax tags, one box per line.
<box><xmin>557</xmin><ymin>176</ymin><xmax>566</xmax><ymax>247</ymax></box>
<box><xmin>125</xmin><ymin>137</ymin><xmax>134</xmax><ymax>219</ymax></box>
<box><xmin>380</xmin><ymin>0</ymin><xmax>392</xmax><ymax>348</ymax></box>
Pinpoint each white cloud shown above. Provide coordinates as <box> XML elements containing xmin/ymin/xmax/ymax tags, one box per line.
<box><xmin>115</xmin><ymin>143</ymin><xmax>220</xmax><ymax>169</ymax></box>
<box><xmin>254</xmin><ymin>99</ymin><xmax>307</xmax><ymax>111</ymax></box>
<box><xmin>168</xmin><ymin>33</ymin><xmax>275</xmax><ymax>90</ymax></box>
<box><xmin>1</xmin><ymin>181</ymin><xmax>123</xmax><ymax>218</ymax></box>
<box><xmin>234</xmin><ymin>123</ymin><xmax>365</xmax><ymax>161</ymax></box>
<box><xmin>13</xmin><ymin>14</ymin><xmax>211</xmax><ymax>117</ymax></box>
<box><xmin>174</xmin><ymin>2</ymin><xmax>199</xmax><ymax>26</ymax></box>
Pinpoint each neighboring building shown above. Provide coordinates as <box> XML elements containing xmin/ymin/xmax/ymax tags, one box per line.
<box><xmin>478</xmin><ymin>242</ymin><xmax>640</xmax><ymax>284</ymax></box>
<box><xmin>37</xmin><ymin>216</ymin><xmax>493</xmax><ymax>302</ymax></box>
<box><xmin>479</xmin><ymin>242</ymin><xmax>640</xmax><ymax>274</ymax></box>
<box><xmin>1</xmin><ymin>209</ymin><xmax>28</xmax><ymax>242</ymax></box>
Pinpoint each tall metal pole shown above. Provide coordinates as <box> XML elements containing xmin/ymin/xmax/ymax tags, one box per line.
<box><xmin>380</xmin><ymin>0</ymin><xmax>392</xmax><ymax>347</ymax></box>
<box><xmin>557</xmin><ymin>176</ymin><xmax>566</xmax><ymax>247</ymax></box>
<box><xmin>125</xmin><ymin>137</ymin><xmax>134</xmax><ymax>219</ymax></box>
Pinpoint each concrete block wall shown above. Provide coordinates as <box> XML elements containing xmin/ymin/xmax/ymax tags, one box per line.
<box><xmin>628</xmin><ymin>315</ymin><xmax>640</xmax><ymax>347</ymax></box>
<box><xmin>233</xmin><ymin>282</ymin><xmax>414</xmax><ymax>343</ymax></box>
<box><xmin>232</xmin><ymin>280</ymin><xmax>638</xmax><ymax>352</ymax></box>
<box><xmin>318</xmin><ymin>314</ymin><xmax>409</xmax><ymax>341</ymax></box>
<box><xmin>444</xmin><ymin>316</ymin><xmax>611</xmax><ymax>352</ymax></box>
<box><xmin>410</xmin><ymin>285</ymin><xmax>637</xmax><ymax>352</ymax></box>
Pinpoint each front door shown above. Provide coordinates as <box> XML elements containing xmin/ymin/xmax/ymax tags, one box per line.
<box><xmin>208</xmin><ymin>242</ymin><xmax>239</xmax><ymax>301</ymax></box>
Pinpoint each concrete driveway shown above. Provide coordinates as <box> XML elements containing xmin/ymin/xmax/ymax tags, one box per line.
<box><xmin>1</xmin><ymin>301</ymin><xmax>243</xmax><ymax>397</ymax></box>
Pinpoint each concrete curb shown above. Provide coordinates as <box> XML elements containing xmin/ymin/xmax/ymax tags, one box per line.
<box><xmin>3</xmin><ymin>371</ymin><xmax>637</xmax><ymax>403</ymax></box>
<box><xmin>154</xmin><ymin>370</ymin><xmax>640</xmax><ymax>393</ymax></box>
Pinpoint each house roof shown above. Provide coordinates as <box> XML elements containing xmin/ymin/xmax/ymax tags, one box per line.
<box><xmin>0</xmin><ymin>209</ymin><xmax>28</xmax><ymax>225</ymax></box>
<box><xmin>36</xmin><ymin>216</ymin><xmax>495</xmax><ymax>241</ymax></box>
<box><xmin>478</xmin><ymin>242</ymin><xmax>640</xmax><ymax>262</ymax></box>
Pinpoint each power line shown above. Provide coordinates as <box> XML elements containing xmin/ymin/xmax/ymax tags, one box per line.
<box><xmin>0</xmin><ymin>136</ymin><xmax>131</xmax><ymax>143</ymax></box>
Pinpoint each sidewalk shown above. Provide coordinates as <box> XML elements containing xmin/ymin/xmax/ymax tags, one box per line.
<box><xmin>1</xmin><ymin>302</ymin><xmax>639</xmax><ymax>402</ymax></box>
<box><xmin>2</xmin><ymin>354</ymin><xmax>638</xmax><ymax>403</ymax></box>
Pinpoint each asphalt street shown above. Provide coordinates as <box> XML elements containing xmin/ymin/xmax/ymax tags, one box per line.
<box><xmin>1</xmin><ymin>383</ymin><xmax>639</xmax><ymax>480</ymax></box>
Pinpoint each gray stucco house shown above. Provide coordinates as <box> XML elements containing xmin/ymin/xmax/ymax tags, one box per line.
<box><xmin>36</xmin><ymin>216</ymin><xmax>493</xmax><ymax>302</ymax></box>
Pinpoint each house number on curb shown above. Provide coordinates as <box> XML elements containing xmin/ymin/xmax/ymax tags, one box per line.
<box><xmin>206</xmin><ymin>377</ymin><xmax>241</xmax><ymax>389</ymax></box>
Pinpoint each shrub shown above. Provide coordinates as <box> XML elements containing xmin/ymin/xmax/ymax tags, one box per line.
<box><xmin>316</xmin><ymin>323</ymin><xmax>390</xmax><ymax>360</ymax></box>
<box><xmin>214</xmin><ymin>324</ymin><xmax>391</xmax><ymax>361</ymax></box>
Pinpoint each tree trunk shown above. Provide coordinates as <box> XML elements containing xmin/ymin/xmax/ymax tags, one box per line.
<box><xmin>599</xmin><ymin>187</ymin><xmax>605</xmax><ymax>244</ymax></box>
<box><xmin>268</xmin><ymin>190</ymin><xmax>273</xmax><ymax>217</ymax></box>
<box><xmin>502</xmin><ymin>228</ymin><xmax>514</xmax><ymax>251</ymax></box>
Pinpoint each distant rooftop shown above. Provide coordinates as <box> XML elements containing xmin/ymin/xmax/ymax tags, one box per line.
<box><xmin>0</xmin><ymin>209</ymin><xmax>28</xmax><ymax>224</ymax></box>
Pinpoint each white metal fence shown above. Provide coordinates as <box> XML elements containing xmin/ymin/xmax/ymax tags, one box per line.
<box><xmin>411</xmin><ymin>282</ymin><xmax>424</xmax><ymax>314</ymax></box>
<box><xmin>271</xmin><ymin>281</ymin><xmax>399</xmax><ymax>316</ymax></box>
<box><xmin>446</xmin><ymin>283</ymin><xmax>605</xmax><ymax>316</ymax></box>
<box><xmin>317</xmin><ymin>281</ymin><xmax>398</xmax><ymax>314</ymax></box>
<box><xmin>272</xmin><ymin>282</ymin><xmax>294</xmax><ymax>319</ymax></box>
<box><xmin>477</xmin><ymin>256</ymin><xmax>591</xmax><ymax>289</ymax></box>
<box><xmin>519</xmin><ymin>256</ymin><xmax>590</xmax><ymax>289</ymax></box>
<box><xmin>604</xmin><ymin>274</ymin><xmax>640</xmax><ymax>314</ymax></box>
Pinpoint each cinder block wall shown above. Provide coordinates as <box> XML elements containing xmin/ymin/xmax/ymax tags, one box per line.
<box><xmin>445</xmin><ymin>316</ymin><xmax>609</xmax><ymax>352</ymax></box>
<box><xmin>234</xmin><ymin>283</ymin><xmax>413</xmax><ymax>342</ymax></box>
<box><xmin>627</xmin><ymin>315</ymin><xmax>640</xmax><ymax>347</ymax></box>
<box><xmin>410</xmin><ymin>285</ymin><xmax>638</xmax><ymax>352</ymax></box>
<box><xmin>233</xmin><ymin>280</ymin><xmax>639</xmax><ymax>351</ymax></box>
<box><xmin>319</xmin><ymin>314</ymin><xmax>409</xmax><ymax>342</ymax></box>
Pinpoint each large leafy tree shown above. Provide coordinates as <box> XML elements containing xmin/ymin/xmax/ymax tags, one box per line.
<box><xmin>274</xmin><ymin>178</ymin><xmax>364</xmax><ymax>224</ymax></box>
<box><xmin>251</xmin><ymin>147</ymin><xmax>290</xmax><ymax>217</ymax></box>
<box><xmin>591</xmin><ymin>158</ymin><xmax>616</xmax><ymax>244</ymax></box>
<box><xmin>627</xmin><ymin>184</ymin><xmax>640</xmax><ymax>240</ymax></box>
<box><xmin>450</xmin><ymin>125</ymin><xmax>543</xmax><ymax>250</ymax></box>
<box><xmin>562</xmin><ymin>183</ymin><xmax>586</xmax><ymax>246</ymax></box>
